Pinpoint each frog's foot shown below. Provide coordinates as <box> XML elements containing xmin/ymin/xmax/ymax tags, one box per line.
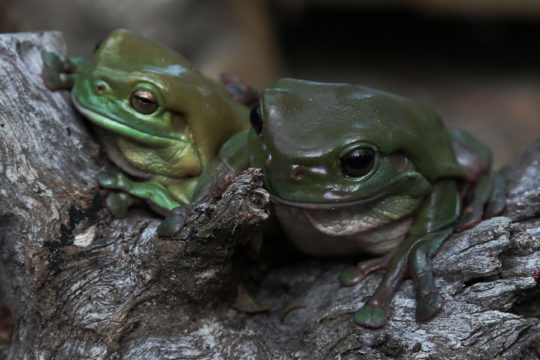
<box><xmin>354</xmin><ymin>301</ymin><xmax>388</xmax><ymax>328</ymax></box>
<box><xmin>353</xmin><ymin>252</ymin><xmax>409</xmax><ymax>328</ymax></box>
<box><xmin>98</xmin><ymin>172</ymin><xmax>133</xmax><ymax>192</ymax></box>
<box><xmin>220</xmin><ymin>72</ymin><xmax>259</xmax><ymax>107</ymax></box>
<box><xmin>98</xmin><ymin>172</ymin><xmax>182</xmax><ymax>217</ymax></box>
<box><xmin>105</xmin><ymin>193</ymin><xmax>137</xmax><ymax>218</ymax></box>
<box><xmin>455</xmin><ymin>172</ymin><xmax>493</xmax><ymax>232</ymax></box>
<box><xmin>408</xmin><ymin>228</ymin><xmax>452</xmax><ymax>322</ymax></box>
<box><xmin>195</xmin><ymin>169</ymin><xmax>239</xmax><ymax>203</ymax></box>
<box><xmin>339</xmin><ymin>254</ymin><xmax>392</xmax><ymax>286</ymax></box>
<box><xmin>42</xmin><ymin>52</ymin><xmax>88</xmax><ymax>90</ymax></box>
<box><xmin>211</xmin><ymin>170</ymin><xmax>238</xmax><ymax>198</ymax></box>
<box><xmin>484</xmin><ymin>172</ymin><xmax>506</xmax><ymax>218</ymax></box>
<box><xmin>416</xmin><ymin>291</ymin><xmax>445</xmax><ymax>322</ymax></box>
<box><xmin>157</xmin><ymin>207</ymin><xmax>187</xmax><ymax>237</ymax></box>
<box><xmin>454</xmin><ymin>207</ymin><xmax>483</xmax><ymax>232</ymax></box>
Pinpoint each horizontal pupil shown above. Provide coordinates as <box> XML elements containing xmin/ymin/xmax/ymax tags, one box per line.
<box><xmin>136</xmin><ymin>96</ymin><xmax>154</xmax><ymax>104</ymax></box>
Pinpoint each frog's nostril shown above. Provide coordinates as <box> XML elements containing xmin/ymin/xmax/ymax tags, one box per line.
<box><xmin>289</xmin><ymin>168</ymin><xmax>305</xmax><ymax>181</ymax></box>
<box><xmin>95</xmin><ymin>81</ymin><xmax>109</xmax><ymax>94</ymax></box>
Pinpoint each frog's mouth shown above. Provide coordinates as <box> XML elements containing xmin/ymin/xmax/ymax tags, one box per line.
<box><xmin>272</xmin><ymin>193</ymin><xmax>420</xmax><ymax>236</ymax></box>
<box><xmin>268</xmin><ymin>171</ymin><xmax>420</xmax><ymax>210</ymax></box>
<box><xmin>72</xmin><ymin>95</ymin><xmax>189</xmax><ymax>146</ymax></box>
<box><xmin>269</xmin><ymin>175</ymin><xmax>423</xmax><ymax>236</ymax></box>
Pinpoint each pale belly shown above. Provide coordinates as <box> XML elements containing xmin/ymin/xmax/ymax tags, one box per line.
<box><xmin>272</xmin><ymin>195</ymin><xmax>421</xmax><ymax>256</ymax></box>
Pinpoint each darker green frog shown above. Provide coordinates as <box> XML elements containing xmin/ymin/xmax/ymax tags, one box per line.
<box><xmin>200</xmin><ymin>78</ymin><xmax>506</xmax><ymax>327</ymax></box>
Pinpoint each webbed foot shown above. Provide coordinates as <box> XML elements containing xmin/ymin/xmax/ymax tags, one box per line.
<box><xmin>42</xmin><ymin>51</ymin><xmax>88</xmax><ymax>90</ymax></box>
<box><xmin>416</xmin><ymin>291</ymin><xmax>444</xmax><ymax>322</ymax></box>
<box><xmin>157</xmin><ymin>208</ymin><xmax>187</xmax><ymax>237</ymax></box>
<box><xmin>485</xmin><ymin>172</ymin><xmax>506</xmax><ymax>217</ymax></box>
<box><xmin>98</xmin><ymin>171</ymin><xmax>182</xmax><ymax>216</ymax></box>
<box><xmin>454</xmin><ymin>207</ymin><xmax>483</xmax><ymax>231</ymax></box>
<box><xmin>98</xmin><ymin>171</ymin><xmax>133</xmax><ymax>192</ymax></box>
<box><xmin>354</xmin><ymin>303</ymin><xmax>388</xmax><ymax>328</ymax></box>
<box><xmin>105</xmin><ymin>193</ymin><xmax>133</xmax><ymax>217</ymax></box>
<box><xmin>220</xmin><ymin>72</ymin><xmax>259</xmax><ymax>107</ymax></box>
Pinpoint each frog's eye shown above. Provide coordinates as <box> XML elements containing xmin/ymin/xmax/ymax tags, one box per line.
<box><xmin>130</xmin><ymin>89</ymin><xmax>159</xmax><ymax>114</ymax></box>
<box><xmin>250</xmin><ymin>104</ymin><xmax>263</xmax><ymax>135</ymax></box>
<box><xmin>341</xmin><ymin>148</ymin><xmax>376</xmax><ymax>177</ymax></box>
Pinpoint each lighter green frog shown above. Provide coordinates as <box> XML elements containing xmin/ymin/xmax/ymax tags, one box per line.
<box><xmin>43</xmin><ymin>29</ymin><xmax>250</xmax><ymax>217</ymax></box>
<box><xmin>200</xmin><ymin>78</ymin><xmax>506</xmax><ymax>327</ymax></box>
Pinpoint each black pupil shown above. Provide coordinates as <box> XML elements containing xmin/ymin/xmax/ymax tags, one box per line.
<box><xmin>131</xmin><ymin>91</ymin><xmax>158</xmax><ymax>114</ymax></box>
<box><xmin>342</xmin><ymin>149</ymin><xmax>375</xmax><ymax>177</ymax></box>
<box><xmin>137</xmin><ymin>96</ymin><xmax>153</xmax><ymax>104</ymax></box>
<box><xmin>250</xmin><ymin>104</ymin><xmax>263</xmax><ymax>135</ymax></box>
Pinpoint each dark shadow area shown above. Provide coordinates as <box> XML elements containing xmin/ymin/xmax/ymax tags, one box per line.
<box><xmin>276</xmin><ymin>5</ymin><xmax>540</xmax><ymax>77</ymax></box>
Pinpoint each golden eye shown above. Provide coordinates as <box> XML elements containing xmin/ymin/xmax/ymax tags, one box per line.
<box><xmin>130</xmin><ymin>89</ymin><xmax>159</xmax><ymax>114</ymax></box>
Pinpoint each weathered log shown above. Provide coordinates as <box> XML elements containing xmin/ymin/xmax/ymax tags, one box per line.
<box><xmin>0</xmin><ymin>32</ymin><xmax>539</xmax><ymax>359</ymax></box>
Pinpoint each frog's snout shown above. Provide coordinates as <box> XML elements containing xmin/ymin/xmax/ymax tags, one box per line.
<box><xmin>288</xmin><ymin>165</ymin><xmax>329</xmax><ymax>181</ymax></box>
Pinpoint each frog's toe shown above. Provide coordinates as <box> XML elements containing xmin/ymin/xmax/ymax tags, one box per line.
<box><xmin>98</xmin><ymin>172</ymin><xmax>118</xmax><ymax>187</ymax></box>
<box><xmin>340</xmin><ymin>255</ymin><xmax>391</xmax><ymax>286</ymax></box>
<box><xmin>485</xmin><ymin>196</ymin><xmax>506</xmax><ymax>218</ymax></box>
<box><xmin>455</xmin><ymin>207</ymin><xmax>482</xmax><ymax>232</ymax></box>
<box><xmin>339</xmin><ymin>266</ymin><xmax>366</xmax><ymax>286</ymax></box>
<box><xmin>354</xmin><ymin>303</ymin><xmax>388</xmax><ymax>328</ymax></box>
<box><xmin>98</xmin><ymin>172</ymin><xmax>132</xmax><ymax>191</ymax></box>
<box><xmin>416</xmin><ymin>292</ymin><xmax>444</xmax><ymax>322</ymax></box>
<box><xmin>106</xmin><ymin>193</ymin><xmax>129</xmax><ymax>217</ymax></box>
<box><xmin>157</xmin><ymin>213</ymin><xmax>186</xmax><ymax>237</ymax></box>
<box><xmin>43</xmin><ymin>51</ymin><xmax>63</xmax><ymax>71</ymax></box>
<box><xmin>485</xmin><ymin>174</ymin><xmax>506</xmax><ymax>218</ymax></box>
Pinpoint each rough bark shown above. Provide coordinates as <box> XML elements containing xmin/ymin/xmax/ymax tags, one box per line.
<box><xmin>0</xmin><ymin>32</ymin><xmax>538</xmax><ymax>359</ymax></box>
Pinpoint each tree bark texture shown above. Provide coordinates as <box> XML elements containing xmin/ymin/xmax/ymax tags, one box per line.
<box><xmin>0</xmin><ymin>32</ymin><xmax>539</xmax><ymax>359</ymax></box>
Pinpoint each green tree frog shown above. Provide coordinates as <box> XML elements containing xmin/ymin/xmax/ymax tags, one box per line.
<box><xmin>197</xmin><ymin>78</ymin><xmax>506</xmax><ymax>328</ymax></box>
<box><xmin>43</xmin><ymin>29</ymin><xmax>251</xmax><ymax>219</ymax></box>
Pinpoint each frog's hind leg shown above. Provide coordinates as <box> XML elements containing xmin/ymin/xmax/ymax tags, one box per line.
<box><xmin>455</xmin><ymin>172</ymin><xmax>493</xmax><ymax>231</ymax></box>
<box><xmin>450</xmin><ymin>129</ymin><xmax>506</xmax><ymax>231</ymax></box>
<box><xmin>455</xmin><ymin>170</ymin><xmax>506</xmax><ymax>231</ymax></box>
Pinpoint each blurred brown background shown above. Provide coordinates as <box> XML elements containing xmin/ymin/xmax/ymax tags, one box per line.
<box><xmin>2</xmin><ymin>0</ymin><xmax>539</xmax><ymax>168</ymax></box>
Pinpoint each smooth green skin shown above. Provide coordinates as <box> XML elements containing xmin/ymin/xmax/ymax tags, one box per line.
<box><xmin>44</xmin><ymin>29</ymin><xmax>250</xmax><ymax>217</ymax></box>
<box><xmin>249</xmin><ymin>79</ymin><xmax>464</xmax><ymax>327</ymax></box>
<box><xmin>205</xmin><ymin>78</ymin><xmax>504</xmax><ymax>327</ymax></box>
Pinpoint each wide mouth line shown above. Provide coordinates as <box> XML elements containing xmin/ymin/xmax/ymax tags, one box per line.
<box><xmin>270</xmin><ymin>192</ymin><xmax>384</xmax><ymax>210</ymax></box>
<box><xmin>269</xmin><ymin>176</ymin><xmax>411</xmax><ymax>210</ymax></box>
<box><xmin>71</xmin><ymin>95</ymin><xmax>186</xmax><ymax>143</ymax></box>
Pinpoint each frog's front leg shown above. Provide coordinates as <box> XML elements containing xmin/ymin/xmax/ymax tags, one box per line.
<box><xmin>99</xmin><ymin>172</ymin><xmax>195</xmax><ymax>236</ymax></box>
<box><xmin>42</xmin><ymin>52</ymin><xmax>89</xmax><ymax>90</ymax></box>
<box><xmin>354</xmin><ymin>180</ymin><xmax>460</xmax><ymax>328</ymax></box>
<box><xmin>98</xmin><ymin>172</ymin><xmax>184</xmax><ymax>215</ymax></box>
